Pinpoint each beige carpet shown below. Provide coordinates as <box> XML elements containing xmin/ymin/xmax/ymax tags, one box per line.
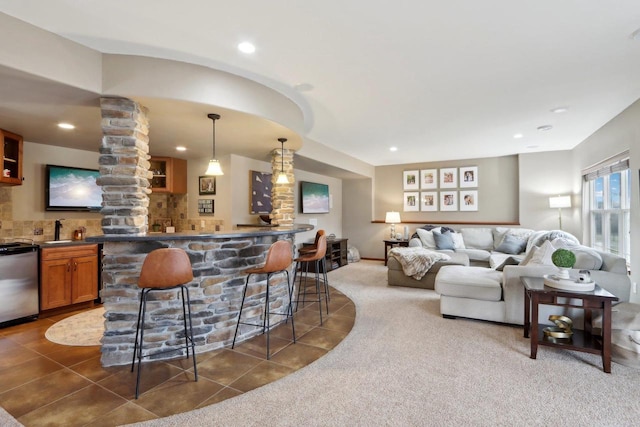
<box><xmin>44</xmin><ymin>307</ymin><xmax>105</xmax><ymax>346</ymax></box>
<box><xmin>126</xmin><ymin>260</ymin><xmax>640</xmax><ymax>427</ymax></box>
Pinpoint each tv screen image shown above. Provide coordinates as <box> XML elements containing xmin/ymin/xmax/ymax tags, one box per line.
<box><xmin>300</xmin><ymin>181</ymin><xmax>330</xmax><ymax>214</ymax></box>
<box><xmin>45</xmin><ymin>164</ymin><xmax>103</xmax><ymax>211</ymax></box>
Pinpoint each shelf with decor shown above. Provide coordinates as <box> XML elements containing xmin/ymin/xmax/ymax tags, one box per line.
<box><xmin>0</xmin><ymin>129</ymin><xmax>23</xmax><ymax>186</ymax></box>
<box><xmin>149</xmin><ymin>156</ymin><xmax>187</xmax><ymax>193</ymax></box>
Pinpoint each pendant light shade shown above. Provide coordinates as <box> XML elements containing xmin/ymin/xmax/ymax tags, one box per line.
<box><xmin>276</xmin><ymin>137</ymin><xmax>289</xmax><ymax>184</ymax></box>
<box><xmin>205</xmin><ymin>113</ymin><xmax>223</xmax><ymax>176</ymax></box>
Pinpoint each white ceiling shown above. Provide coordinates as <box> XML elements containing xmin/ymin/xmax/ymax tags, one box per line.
<box><xmin>1</xmin><ymin>1</ymin><xmax>640</xmax><ymax>172</ymax></box>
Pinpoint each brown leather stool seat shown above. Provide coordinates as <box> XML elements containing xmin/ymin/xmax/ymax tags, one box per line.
<box><xmin>232</xmin><ymin>240</ymin><xmax>295</xmax><ymax>359</ymax></box>
<box><xmin>131</xmin><ymin>248</ymin><xmax>197</xmax><ymax>399</ymax></box>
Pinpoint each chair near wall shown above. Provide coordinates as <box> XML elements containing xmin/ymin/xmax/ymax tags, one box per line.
<box><xmin>232</xmin><ymin>240</ymin><xmax>295</xmax><ymax>359</ymax></box>
<box><xmin>131</xmin><ymin>248</ymin><xmax>197</xmax><ymax>399</ymax></box>
<box><xmin>293</xmin><ymin>234</ymin><xmax>330</xmax><ymax>325</ymax></box>
<box><xmin>298</xmin><ymin>229</ymin><xmax>325</xmax><ymax>255</ymax></box>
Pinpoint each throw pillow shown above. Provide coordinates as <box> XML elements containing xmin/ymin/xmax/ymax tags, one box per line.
<box><xmin>495</xmin><ymin>234</ymin><xmax>527</xmax><ymax>255</ymax></box>
<box><xmin>460</xmin><ymin>228</ymin><xmax>494</xmax><ymax>250</ymax></box>
<box><xmin>450</xmin><ymin>232</ymin><xmax>466</xmax><ymax>249</ymax></box>
<box><xmin>433</xmin><ymin>230</ymin><xmax>455</xmax><ymax>250</ymax></box>
<box><xmin>495</xmin><ymin>256</ymin><xmax>521</xmax><ymax>271</ymax></box>
<box><xmin>519</xmin><ymin>245</ymin><xmax>538</xmax><ymax>266</ymax></box>
<box><xmin>416</xmin><ymin>227</ymin><xmax>440</xmax><ymax>249</ymax></box>
<box><xmin>525</xmin><ymin>240</ymin><xmax>557</xmax><ymax>266</ymax></box>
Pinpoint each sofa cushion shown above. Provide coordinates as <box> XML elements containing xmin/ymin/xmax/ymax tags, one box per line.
<box><xmin>456</xmin><ymin>248</ymin><xmax>491</xmax><ymax>263</ymax></box>
<box><xmin>435</xmin><ymin>266</ymin><xmax>503</xmax><ymax>302</ymax></box>
<box><xmin>434</xmin><ymin>230</ymin><xmax>455</xmax><ymax>250</ymax></box>
<box><xmin>490</xmin><ymin>253</ymin><xmax>524</xmax><ymax>270</ymax></box>
<box><xmin>450</xmin><ymin>232</ymin><xmax>466</xmax><ymax>249</ymax></box>
<box><xmin>495</xmin><ymin>234</ymin><xmax>527</xmax><ymax>255</ymax></box>
<box><xmin>460</xmin><ymin>228</ymin><xmax>494</xmax><ymax>250</ymax></box>
<box><xmin>493</xmin><ymin>227</ymin><xmax>534</xmax><ymax>250</ymax></box>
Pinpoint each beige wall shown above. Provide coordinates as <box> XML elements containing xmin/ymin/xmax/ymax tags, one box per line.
<box><xmin>572</xmin><ymin>99</ymin><xmax>640</xmax><ymax>303</ymax></box>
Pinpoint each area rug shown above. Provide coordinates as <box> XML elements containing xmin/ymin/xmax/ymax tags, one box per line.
<box><xmin>44</xmin><ymin>307</ymin><xmax>105</xmax><ymax>346</ymax></box>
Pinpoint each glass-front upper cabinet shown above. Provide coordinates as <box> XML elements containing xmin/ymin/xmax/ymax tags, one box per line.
<box><xmin>0</xmin><ymin>129</ymin><xmax>23</xmax><ymax>186</ymax></box>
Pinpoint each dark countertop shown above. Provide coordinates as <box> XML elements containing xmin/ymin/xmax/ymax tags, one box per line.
<box><xmin>86</xmin><ymin>223</ymin><xmax>314</xmax><ymax>243</ymax></box>
<box><xmin>38</xmin><ymin>240</ymin><xmax>100</xmax><ymax>248</ymax></box>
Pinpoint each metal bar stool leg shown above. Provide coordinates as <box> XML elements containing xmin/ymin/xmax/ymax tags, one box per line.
<box><xmin>232</xmin><ymin>274</ymin><xmax>251</xmax><ymax>349</ymax></box>
<box><xmin>131</xmin><ymin>289</ymin><xmax>145</xmax><ymax>372</ymax></box>
<box><xmin>135</xmin><ymin>288</ymin><xmax>150</xmax><ymax>399</ymax></box>
<box><xmin>182</xmin><ymin>285</ymin><xmax>198</xmax><ymax>380</ymax></box>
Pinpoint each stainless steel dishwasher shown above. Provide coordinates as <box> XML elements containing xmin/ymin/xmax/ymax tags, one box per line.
<box><xmin>0</xmin><ymin>242</ymin><xmax>39</xmax><ymax>327</ymax></box>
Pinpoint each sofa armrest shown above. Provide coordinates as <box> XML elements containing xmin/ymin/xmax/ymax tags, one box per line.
<box><xmin>409</xmin><ymin>237</ymin><xmax>422</xmax><ymax>247</ymax></box>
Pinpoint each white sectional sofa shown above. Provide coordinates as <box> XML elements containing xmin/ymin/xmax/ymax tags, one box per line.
<box><xmin>400</xmin><ymin>226</ymin><xmax>631</xmax><ymax>326</ymax></box>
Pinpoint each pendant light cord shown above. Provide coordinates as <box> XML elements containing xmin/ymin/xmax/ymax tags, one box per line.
<box><xmin>208</xmin><ymin>113</ymin><xmax>220</xmax><ymax>159</ymax></box>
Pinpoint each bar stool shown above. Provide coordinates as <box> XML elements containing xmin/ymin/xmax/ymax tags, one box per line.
<box><xmin>232</xmin><ymin>240</ymin><xmax>295</xmax><ymax>359</ymax></box>
<box><xmin>298</xmin><ymin>229</ymin><xmax>325</xmax><ymax>255</ymax></box>
<box><xmin>293</xmin><ymin>235</ymin><xmax>329</xmax><ymax>325</ymax></box>
<box><xmin>131</xmin><ymin>248</ymin><xmax>197</xmax><ymax>399</ymax></box>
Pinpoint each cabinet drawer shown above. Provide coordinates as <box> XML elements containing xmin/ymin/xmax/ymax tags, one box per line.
<box><xmin>41</xmin><ymin>244</ymin><xmax>98</xmax><ymax>261</ymax></box>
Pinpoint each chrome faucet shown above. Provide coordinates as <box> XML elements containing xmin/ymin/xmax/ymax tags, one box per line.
<box><xmin>54</xmin><ymin>219</ymin><xmax>64</xmax><ymax>241</ymax></box>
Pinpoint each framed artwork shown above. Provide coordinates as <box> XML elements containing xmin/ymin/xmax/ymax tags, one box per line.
<box><xmin>420</xmin><ymin>191</ymin><xmax>438</xmax><ymax>211</ymax></box>
<box><xmin>199</xmin><ymin>176</ymin><xmax>216</xmax><ymax>195</ymax></box>
<box><xmin>460</xmin><ymin>190</ymin><xmax>478</xmax><ymax>211</ymax></box>
<box><xmin>420</xmin><ymin>169</ymin><xmax>437</xmax><ymax>189</ymax></box>
<box><xmin>403</xmin><ymin>170</ymin><xmax>419</xmax><ymax>190</ymax></box>
<box><xmin>250</xmin><ymin>170</ymin><xmax>272</xmax><ymax>214</ymax></box>
<box><xmin>440</xmin><ymin>168</ymin><xmax>457</xmax><ymax>188</ymax></box>
<box><xmin>440</xmin><ymin>191</ymin><xmax>458</xmax><ymax>211</ymax></box>
<box><xmin>403</xmin><ymin>191</ymin><xmax>419</xmax><ymax>211</ymax></box>
<box><xmin>198</xmin><ymin>199</ymin><xmax>214</xmax><ymax>215</ymax></box>
<box><xmin>460</xmin><ymin>166</ymin><xmax>478</xmax><ymax>188</ymax></box>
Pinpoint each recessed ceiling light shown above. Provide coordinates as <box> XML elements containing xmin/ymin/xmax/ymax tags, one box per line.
<box><xmin>294</xmin><ymin>83</ymin><xmax>314</xmax><ymax>92</ymax></box>
<box><xmin>176</xmin><ymin>146</ymin><xmax>186</xmax><ymax>152</ymax></box>
<box><xmin>513</xmin><ymin>133</ymin><xmax>524</xmax><ymax>139</ymax></box>
<box><xmin>237</xmin><ymin>42</ymin><xmax>256</xmax><ymax>54</ymax></box>
<box><xmin>550</xmin><ymin>107</ymin><xmax>568</xmax><ymax>113</ymax></box>
<box><xmin>389</xmin><ymin>146</ymin><xmax>398</xmax><ymax>152</ymax></box>
<box><xmin>537</xmin><ymin>125</ymin><xmax>553</xmax><ymax>131</ymax></box>
<box><xmin>57</xmin><ymin>122</ymin><xmax>75</xmax><ymax>130</ymax></box>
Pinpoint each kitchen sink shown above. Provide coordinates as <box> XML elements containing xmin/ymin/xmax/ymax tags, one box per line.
<box><xmin>43</xmin><ymin>240</ymin><xmax>73</xmax><ymax>244</ymax></box>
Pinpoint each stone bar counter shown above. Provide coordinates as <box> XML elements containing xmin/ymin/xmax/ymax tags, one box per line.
<box><xmin>87</xmin><ymin>224</ymin><xmax>313</xmax><ymax>366</ymax></box>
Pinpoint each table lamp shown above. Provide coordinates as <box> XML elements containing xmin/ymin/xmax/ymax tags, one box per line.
<box><xmin>549</xmin><ymin>195</ymin><xmax>571</xmax><ymax>230</ymax></box>
<box><xmin>385</xmin><ymin>211</ymin><xmax>401</xmax><ymax>239</ymax></box>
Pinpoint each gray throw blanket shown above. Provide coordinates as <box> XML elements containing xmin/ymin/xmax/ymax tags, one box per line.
<box><xmin>388</xmin><ymin>247</ymin><xmax>451</xmax><ymax>280</ymax></box>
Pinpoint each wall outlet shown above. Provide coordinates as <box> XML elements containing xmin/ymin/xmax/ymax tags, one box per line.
<box><xmin>633</xmin><ymin>282</ymin><xmax>637</xmax><ymax>294</ymax></box>
<box><xmin>200</xmin><ymin>220</ymin><xmax>205</xmax><ymax>228</ymax></box>
<box><xmin>309</xmin><ymin>218</ymin><xmax>318</xmax><ymax>226</ymax></box>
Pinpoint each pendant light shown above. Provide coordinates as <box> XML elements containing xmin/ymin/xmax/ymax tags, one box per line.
<box><xmin>205</xmin><ymin>113</ymin><xmax>223</xmax><ymax>176</ymax></box>
<box><xmin>276</xmin><ymin>137</ymin><xmax>289</xmax><ymax>184</ymax></box>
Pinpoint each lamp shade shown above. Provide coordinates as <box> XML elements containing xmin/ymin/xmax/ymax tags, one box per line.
<box><xmin>385</xmin><ymin>211</ymin><xmax>401</xmax><ymax>224</ymax></box>
<box><xmin>549</xmin><ymin>195</ymin><xmax>571</xmax><ymax>209</ymax></box>
<box><xmin>205</xmin><ymin>159</ymin><xmax>224</xmax><ymax>176</ymax></box>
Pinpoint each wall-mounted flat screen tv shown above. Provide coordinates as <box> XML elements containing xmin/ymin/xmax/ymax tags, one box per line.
<box><xmin>45</xmin><ymin>164</ymin><xmax>102</xmax><ymax>211</ymax></box>
<box><xmin>300</xmin><ymin>181</ymin><xmax>330</xmax><ymax>214</ymax></box>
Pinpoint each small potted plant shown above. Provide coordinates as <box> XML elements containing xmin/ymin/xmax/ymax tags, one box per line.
<box><xmin>151</xmin><ymin>222</ymin><xmax>162</xmax><ymax>232</ymax></box>
<box><xmin>551</xmin><ymin>248</ymin><xmax>576</xmax><ymax>280</ymax></box>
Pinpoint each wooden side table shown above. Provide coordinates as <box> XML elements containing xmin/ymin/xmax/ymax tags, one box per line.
<box><xmin>383</xmin><ymin>239</ymin><xmax>409</xmax><ymax>265</ymax></box>
<box><xmin>521</xmin><ymin>276</ymin><xmax>618</xmax><ymax>373</ymax></box>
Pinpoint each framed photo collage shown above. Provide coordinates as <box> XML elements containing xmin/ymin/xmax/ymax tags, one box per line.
<box><xmin>402</xmin><ymin>167</ymin><xmax>478</xmax><ymax>212</ymax></box>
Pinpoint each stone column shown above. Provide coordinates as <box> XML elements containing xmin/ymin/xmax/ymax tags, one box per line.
<box><xmin>97</xmin><ymin>97</ymin><xmax>151</xmax><ymax>235</ymax></box>
<box><xmin>270</xmin><ymin>147</ymin><xmax>295</xmax><ymax>226</ymax></box>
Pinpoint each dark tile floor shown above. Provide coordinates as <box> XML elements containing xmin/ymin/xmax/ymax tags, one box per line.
<box><xmin>0</xmin><ymin>287</ymin><xmax>355</xmax><ymax>426</ymax></box>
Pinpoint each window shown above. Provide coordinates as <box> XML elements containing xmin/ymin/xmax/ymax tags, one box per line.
<box><xmin>583</xmin><ymin>154</ymin><xmax>630</xmax><ymax>264</ymax></box>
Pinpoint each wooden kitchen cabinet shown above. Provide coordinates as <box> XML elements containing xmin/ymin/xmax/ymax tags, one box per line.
<box><xmin>40</xmin><ymin>244</ymin><xmax>99</xmax><ymax>311</ymax></box>
<box><xmin>0</xmin><ymin>129</ymin><xmax>23</xmax><ymax>186</ymax></box>
<box><xmin>149</xmin><ymin>156</ymin><xmax>187</xmax><ymax>193</ymax></box>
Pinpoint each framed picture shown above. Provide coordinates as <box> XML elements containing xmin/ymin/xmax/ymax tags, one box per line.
<box><xmin>460</xmin><ymin>166</ymin><xmax>478</xmax><ymax>188</ymax></box>
<box><xmin>420</xmin><ymin>169</ymin><xmax>437</xmax><ymax>189</ymax></box>
<box><xmin>403</xmin><ymin>191</ymin><xmax>419</xmax><ymax>211</ymax></box>
<box><xmin>198</xmin><ymin>199</ymin><xmax>214</xmax><ymax>214</ymax></box>
<box><xmin>199</xmin><ymin>176</ymin><xmax>216</xmax><ymax>195</ymax></box>
<box><xmin>440</xmin><ymin>191</ymin><xmax>458</xmax><ymax>211</ymax></box>
<box><xmin>420</xmin><ymin>191</ymin><xmax>438</xmax><ymax>211</ymax></box>
<box><xmin>300</xmin><ymin>181</ymin><xmax>330</xmax><ymax>213</ymax></box>
<box><xmin>440</xmin><ymin>168</ymin><xmax>457</xmax><ymax>188</ymax></box>
<box><xmin>250</xmin><ymin>170</ymin><xmax>272</xmax><ymax>214</ymax></box>
<box><xmin>403</xmin><ymin>170</ymin><xmax>419</xmax><ymax>190</ymax></box>
<box><xmin>460</xmin><ymin>190</ymin><xmax>478</xmax><ymax>211</ymax></box>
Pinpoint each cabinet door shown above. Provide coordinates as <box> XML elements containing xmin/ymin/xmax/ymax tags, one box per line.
<box><xmin>41</xmin><ymin>259</ymin><xmax>72</xmax><ymax>310</ymax></box>
<box><xmin>71</xmin><ymin>255</ymin><xmax>99</xmax><ymax>304</ymax></box>
<box><xmin>0</xmin><ymin>129</ymin><xmax>23</xmax><ymax>186</ymax></box>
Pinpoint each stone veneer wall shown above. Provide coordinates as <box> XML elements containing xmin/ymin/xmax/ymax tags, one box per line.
<box><xmin>98</xmin><ymin>97</ymin><xmax>151</xmax><ymax>235</ymax></box>
<box><xmin>271</xmin><ymin>147</ymin><xmax>295</xmax><ymax>226</ymax></box>
<box><xmin>100</xmin><ymin>234</ymin><xmax>293</xmax><ymax>366</ymax></box>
